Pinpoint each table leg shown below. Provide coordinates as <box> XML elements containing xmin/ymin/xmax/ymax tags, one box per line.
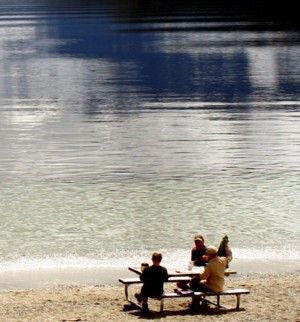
<box><xmin>124</xmin><ymin>284</ymin><xmax>142</xmax><ymax>309</ymax></box>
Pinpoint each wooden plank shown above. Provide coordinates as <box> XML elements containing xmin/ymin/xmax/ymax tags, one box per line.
<box><xmin>220</xmin><ymin>288</ymin><xmax>250</xmax><ymax>295</ymax></box>
<box><xmin>119</xmin><ymin>277</ymin><xmax>140</xmax><ymax>284</ymax></box>
<box><xmin>206</xmin><ymin>288</ymin><xmax>250</xmax><ymax>296</ymax></box>
<box><xmin>157</xmin><ymin>292</ymin><xmax>203</xmax><ymax>298</ymax></box>
<box><xmin>128</xmin><ymin>267</ymin><xmax>141</xmax><ymax>275</ymax></box>
<box><xmin>119</xmin><ymin>276</ymin><xmax>191</xmax><ymax>285</ymax></box>
<box><xmin>128</xmin><ymin>266</ymin><xmax>236</xmax><ymax>277</ymax></box>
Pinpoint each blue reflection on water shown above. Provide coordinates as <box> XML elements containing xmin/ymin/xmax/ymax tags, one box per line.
<box><xmin>1</xmin><ymin>0</ymin><xmax>299</xmax><ymax>103</ymax></box>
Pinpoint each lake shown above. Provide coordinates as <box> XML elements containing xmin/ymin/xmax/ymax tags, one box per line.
<box><xmin>0</xmin><ymin>0</ymin><xmax>300</xmax><ymax>290</ymax></box>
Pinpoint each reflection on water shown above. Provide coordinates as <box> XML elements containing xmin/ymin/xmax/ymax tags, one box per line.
<box><xmin>0</xmin><ymin>0</ymin><xmax>299</xmax><ymax>104</ymax></box>
<box><xmin>2</xmin><ymin>101</ymin><xmax>300</xmax><ymax>182</ymax></box>
<box><xmin>0</xmin><ymin>0</ymin><xmax>300</xmax><ymax>284</ymax></box>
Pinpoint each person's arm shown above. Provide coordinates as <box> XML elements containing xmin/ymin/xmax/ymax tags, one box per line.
<box><xmin>201</xmin><ymin>247</ymin><xmax>208</xmax><ymax>262</ymax></box>
<box><xmin>225</xmin><ymin>244</ymin><xmax>232</xmax><ymax>263</ymax></box>
<box><xmin>140</xmin><ymin>267</ymin><xmax>149</xmax><ymax>282</ymax></box>
<box><xmin>191</xmin><ymin>248</ymin><xmax>196</xmax><ymax>261</ymax></box>
<box><xmin>163</xmin><ymin>268</ymin><xmax>169</xmax><ymax>282</ymax></box>
<box><xmin>199</xmin><ymin>265</ymin><xmax>210</xmax><ymax>281</ymax></box>
<box><xmin>192</xmin><ymin>248</ymin><xmax>208</xmax><ymax>264</ymax></box>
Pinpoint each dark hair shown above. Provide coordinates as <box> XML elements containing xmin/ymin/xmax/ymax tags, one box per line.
<box><xmin>152</xmin><ymin>252</ymin><xmax>162</xmax><ymax>262</ymax></box>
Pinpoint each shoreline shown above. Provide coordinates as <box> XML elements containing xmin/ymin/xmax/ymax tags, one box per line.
<box><xmin>1</xmin><ymin>257</ymin><xmax>300</xmax><ymax>292</ymax></box>
<box><xmin>0</xmin><ymin>272</ymin><xmax>299</xmax><ymax>321</ymax></box>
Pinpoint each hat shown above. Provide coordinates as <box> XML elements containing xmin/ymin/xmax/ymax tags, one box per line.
<box><xmin>206</xmin><ymin>246</ymin><xmax>218</xmax><ymax>255</ymax></box>
<box><xmin>194</xmin><ymin>237</ymin><xmax>203</xmax><ymax>242</ymax></box>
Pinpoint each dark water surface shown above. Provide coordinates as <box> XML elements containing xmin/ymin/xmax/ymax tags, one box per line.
<box><xmin>0</xmin><ymin>0</ymin><xmax>300</xmax><ymax>289</ymax></box>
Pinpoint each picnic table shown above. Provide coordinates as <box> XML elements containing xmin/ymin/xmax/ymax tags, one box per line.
<box><xmin>119</xmin><ymin>266</ymin><xmax>243</xmax><ymax>311</ymax></box>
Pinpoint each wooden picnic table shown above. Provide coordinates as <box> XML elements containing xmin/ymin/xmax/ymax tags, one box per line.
<box><xmin>120</xmin><ymin>267</ymin><xmax>245</xmax><ymax>312</ymax></box>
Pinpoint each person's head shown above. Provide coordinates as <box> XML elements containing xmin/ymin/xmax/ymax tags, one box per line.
<box><xmin>151</xmin><ymin>252</ymin><xmax>162</xmax><ymax>265</ymax></box>
<box><xmin>205</xmin><ymin>245</ymin><xmax>218</xmax><ymax>259</ymax></box>
<box><xmin>194</xmin><ymin>235</ymin><xmax>205</xmax><ymax>249</ymax></box>
<box><xmin>194</xmin><ymin>234</ymin><xmax>204</xmax><ymax>242</ymax></box>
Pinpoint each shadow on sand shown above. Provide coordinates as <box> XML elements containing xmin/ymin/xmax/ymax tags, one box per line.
<box><xmin>124</xmin><ymin>304</ymin><xmax>246</xmax><ymax>319</ymax></box>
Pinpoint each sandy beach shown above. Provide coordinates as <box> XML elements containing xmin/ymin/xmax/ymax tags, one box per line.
<box><xmin>0</xmin><ymin>273</ymin><xmax>299</xmax><ymax>322</ymax></box>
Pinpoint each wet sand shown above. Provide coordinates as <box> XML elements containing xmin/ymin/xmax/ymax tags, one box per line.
<box><xmin>0</xmin><ymin>273</ymin><xmax>299</xmax><ymax>321</ymax></box>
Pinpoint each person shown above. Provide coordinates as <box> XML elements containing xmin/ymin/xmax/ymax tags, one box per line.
<box><xmin>191</xmin><ymin>235</ymin><xmax>208</xmax><ymax>267</ymax></box>
<box><xmin>135</xmin><ymin>252</ymin><xmax>168</xmax><ymax>315</ymax></box>
<box><xmin>176</xmin><ymin>235</ymin><xmax>207</xmax><ymax>291</ymax></box>
<box><xmin>217</xmin><ymin>234</ymin><xmax>230</xmax><ymax>268</ymax></box>
<box><xmin>189</xmin><ymin>244</ymin><xmax>232</xmax><ymax>309</ymax></box>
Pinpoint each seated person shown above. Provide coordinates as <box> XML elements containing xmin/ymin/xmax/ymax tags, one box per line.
<box><xmin>177</xmin><ymin>235</ymin><xmax>207</xmax><ymax>290</ymax></box>
<box><xmin>217</xmin><ymin>234</ymin><xmax>231</xmax><ymax>268</ymax></box>
<box><xmin>135</xmin><ymin>252</ymin><xmax>168</xmax><ymax>315</ymax></box>
<box><xmin>189</xmin><ymin>245</ymin><xmax>232</xmax><ymax>309</ymax></box>
<box><xmin>191</xmin><ymin>235</ymin><xmax>208</xmax><ymax>266</ymax></box>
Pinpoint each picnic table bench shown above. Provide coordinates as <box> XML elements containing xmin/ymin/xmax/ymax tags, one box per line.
<box><xmin>119</xmin><ymin>267</ymin><xmax>249</xmax><ymax>312</ymax></box>
<box><xmin>156</xmin><ymin>288</ymin><xmax>250</xmax><ymax>311</ymax></box>
<box><xmin>119</xmin><ymin>276</ymin><xmax>191</xmax><ymax>310</ymax></box>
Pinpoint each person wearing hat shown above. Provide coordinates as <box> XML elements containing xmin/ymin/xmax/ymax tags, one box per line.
<box><xmin>189</xmin><ymin>244</ymin><xmax>232</xmax><ymax>309</ymax></box>
<box><xmin>191</xmin><ymin>235</ymin><xmax>208</xmax><ymax>267</ymax></box>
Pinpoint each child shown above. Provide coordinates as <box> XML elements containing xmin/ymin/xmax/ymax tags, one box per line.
<box><xmin>135</xmin><ymin>252</ymin><xmax>168</xmax><ymax>315</ymax></box>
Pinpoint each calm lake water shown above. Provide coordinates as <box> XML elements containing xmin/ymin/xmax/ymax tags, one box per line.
<box><xmin>0</xmin><ymin>0</ymin><xmax>300</xmax><ymax>290</ymax></box>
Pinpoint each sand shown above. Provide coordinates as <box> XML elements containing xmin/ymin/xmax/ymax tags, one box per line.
<box><xmin>0</xmin><ymin>273</ymin><xmax>299</xmax><ymax>322</ymax></box>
